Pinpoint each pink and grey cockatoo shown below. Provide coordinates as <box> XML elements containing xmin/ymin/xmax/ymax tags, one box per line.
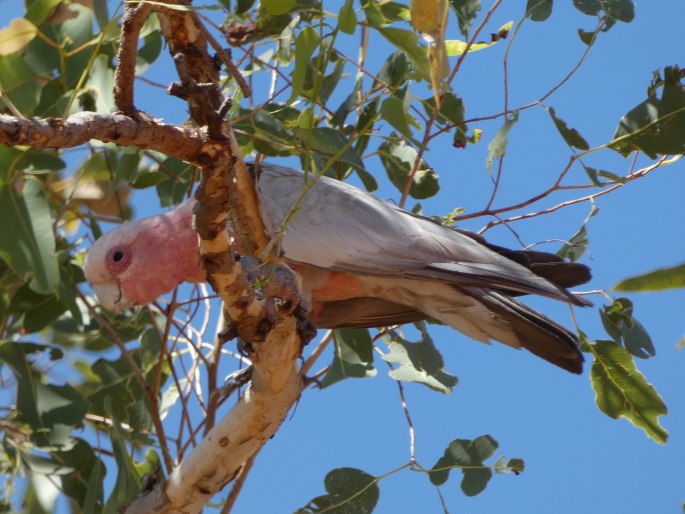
<box><xmin>84</xmin><ymin>163</ymin><xmax>591</xmax><ymax>373</ymax></box>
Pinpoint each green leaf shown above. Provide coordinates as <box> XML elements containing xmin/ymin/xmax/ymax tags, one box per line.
<box><xmin>0</xmin><ymin>341</ymin><xmax>87</xmax><ymax>447</ymax></box>
<box><xmin>338</xmin><ymin>0</ymin><xmax>356</xmax><ymax>35</ymax></box>
<box><xmin>262</xmin><ymin>0</ymin><xmax>297</xmax><ymax>15</ymax></box>
<box><xmin>103</xmin><ymin>398</ymin><xmax>143</xmax><ymax>514</ymax></box>
<box><xmin>573</xmin><ymin>0</ymin><xmax>634</xmax><ymax>25</ymax></box>
<box><xmin>354</xmin><ymin>97</ymin><xmax>379</xmax><ymax>158</ymax></box>
<box><xmin>614</xmin><ymin>263</ymin><xmax>685</xmax><ymax>291</ymax></box>
<box><xmin>86</xmin><ymin>55</ymin><xmax>115</xmax><ymax>114</ymax></box>
<box><xmin>57</xmin><ymin>439</ymin><xmax>105</xmax><ymax>510</ymax></box>
<box><xmin>377</xmin><ymin>28</ymin><xmax>431</xmax><ymax>82</ymax></box>
<box><xmin>297</xmin><ymin>468</ymin><xmax>379</xmax><ymax>514</ymax></box>
<box><xmin>25</xmin><ymin>0</ymin><xmax>61</xmax><ymax>24</ymax></box>
<box><xmin>486</xmin><ymin>112</ymin><xmax>518</xmax><ymax>172</ymax></box>
<box><xmin>0</xmin><ymin>53</ymin><xmax>40</xmax><ymax>114</ymax></box>
<box><xmin>377</xmin><ymin>51</ymin><xmax>410</xmax><ymax>90</ymax></box>
<box><xmin>610</xmin><ymin>66</ymin><xmax>685</xmax><ymax>158</ymax></box>
<box><xmin>429</xmin><ymin>435</ymin><xmax>499</xmax><ymax>496</ymax></box>
<box><xmin>250</xmin><ymin>108</ymin><xmax>296</xmax><ymax>156</ymax></box>
<box><xmin>577</xmin><ymin>28</ymin><xmax>596</xmax><ymax>45</ymax></box>
<box><xmin>310</xmin><ymin>57</ymin><xmax>346</xmax><ymax>105</ymax></box>
<box><xmin>300</xmin><ymin>127</ymin><xmax>365</xmax><ymax>172</ymax></box>
<box><xmin>378</xmin><ymin>139</ymin><xmax>440</xmax><ymax>199</ymax></box>
<box><xmin>557</xmin><ymin>204</ymin><xmax>597</xmax><ymax>262</ymax></box>
<box><xmin>526</xmin><ymin>0</ymin><xmax>553</xmax><ymax>21</ymax></box>
<box><xmin>8</xmin><ymin>283</ymin><xmax>67</xmax><ymax>333</ymax></box>
<box><xmin>363</xmin><ymin>1</ymin><xmax>409</xmax><ymax>28</ymax></box>
<box><xmin>422</xmin><ymin>92</ymin><xmax>465</xmax><ymax>126</ymax></box>
<box><xmin>547</xmin><ymin>106</ymin><xmax>589</xmax><ymax>150</ymax></box>
<box><xmin>136</xmin><ymin>29</ymin><xmax>162</xmax><ymax>74</ymax></box>
<box><xmin>590</xmin><ymin>339</ymin><xmax>668</xmax><ymax>443</ymax></box>
<box><xmin>600</xmin><ymin>298</ymin><xmax>656</xmax><ymax>359</ymax></box>
<box><xmin>320</xmin><ymin>329</ymin><xmax>376</xmax><ymax>389</ymax></box>
<box><xmin>0</xmin><ymin>178</ymin><xmax>60</xmax><ymax>295</ymax></box>
<box><xmin>59</xmin><ymin>3</ymin><xmax>95</xmax><ymax>49</ymax></box>
<box><xmin>507</xmin><ymin>458</ymin><xmax>525</xmax><ymax>474</ymax></box>
<box><xmin>288</xmin><ymin>27</ymin><xmax>320</xmax><ymax>104</ymax></box>
<box><xmin>380</xmin><ymin>97</ymin><xmax>414</xmax><ymax>139</ymax></box>
<box><xmin>155</xmin><ymin>158</ymin><xmax>195</xmax><ymax>207</ymax></box>
<box><xmin>382</xmin><ymin>328</ymin><xmax>458</xmax><ymax>394</ymax></box>
<box><xmin>449</xmin><ymin>0</ymin><xmax>481</xmax><ymax>37</ymax></box>
<box><xmin>109</xmin><ymin>150</ymin><xmax>140</xmax><ymax>200</ymax></box>
<box><xmin>92</xmin><ymin>0</ymin><xmax>111</xmax><ymax>29</ymax></box>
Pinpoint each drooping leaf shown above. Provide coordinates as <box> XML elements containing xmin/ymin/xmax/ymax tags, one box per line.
<box><xmin>610</xmin><ymin>66</ymin><xmax>685</xmax><ymax>158</ymax></box>
<box><xmin>297</xmin><ymin>468</ymin><xmax>379</xmax><ymax>514</ymax></box>
<box><xmin>382</xmin><ymin>328</ymin><xmax>457</xmax><ymax>394</ymax></box>
<box><xmin>589</xmin><ymin>339</ymin><xmax>668</xmax><ymax>444</ymax></box>
<box><xmin>614</xmin><ymin>263</ymin><xmax>685</xmax><ymax>292</ymax></box>
<box><xmin>377</xmin><ymin>28</ymin><xmax>431</xmax><ymax>82</ymax></box>
<box><xmin>0</xmin><ymin>178</ymin><xmax>60</xmax><ymax>295</ymax></box>
<box><xmin>449</xmin><ymin>0</ymin><xmax>481</xmax><ymax>37</ymax></box>
<box><xmin>600</xmin><ymin>298</ymin><xmax>656</xmax><ymax>359</ymax></box>
<box><xmin>429</xmin><ymin>435</ymin><xmax>500</xmax><ymax>496</ymax></box>
<box><xmin>320</xmin><ymin>329</ymin><xmax>376</xmax><ymax>389</ymax></box>
<box><xmin>485</xmin><ymin>112</ymin><xmax>518</xmax><ymax>172</ymax></box>
<box><xmin>103</xmin><ymin>398</ymin><xmax>144</xmax><ymax>514</ymax></box>
<box><xmin>547</xmin><ymin>106</ymin><xmax>589</xmax><ymax>150</ymax></box>
<box><xmin>337</xmin><ymin>0</ymin><xmax>356</xmax><ymax>34</ymax></box>
<box><xmin>557</xmin><ymin>204</ymin><xmax>597</xmax><ymax>262</ymax></box>
<box><xmin>363</xmin><ymin>1</ymin><xmax>410</xmax><ymax>28</ymax></box>
<box><xmin>380</xmin><ymin>97</ymin><xmax>414</xmax><ymax>140</ymax></box>
<box><xmin>378</xmin><ymin>139</ymin><xmax>440</xmax><ymax>199</ymax></box>
<box><xmin>288</xmin><ymin>27</ymin><xmax>320</xmax><ymax>104</ymax></box>
<box><xmin>577</xmin><ymin>28</ymin><xmax>596</xmax><ymax>45</ymax></box>
<box><xmin>377</xmin><ymin>51</ymin><xmax>410</xmax><ymax>90</ymax></box>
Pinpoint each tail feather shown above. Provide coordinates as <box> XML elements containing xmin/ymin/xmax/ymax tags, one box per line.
<box><xmin>463</xmin><ymin>288</ymin><xmax>584</xmax><ymax>374</ymax></box>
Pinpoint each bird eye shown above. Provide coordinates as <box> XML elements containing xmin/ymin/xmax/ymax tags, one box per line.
<box><xmin>105</xmin><ymin>245</ymin><xmax>132</xmax><ymax>273</ymax></box>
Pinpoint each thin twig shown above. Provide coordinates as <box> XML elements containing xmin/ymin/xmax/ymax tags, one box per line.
<box><xmin>221</xmin><ymin>453</ymin><xmax>259</xmax><ymax>514</ymax></box>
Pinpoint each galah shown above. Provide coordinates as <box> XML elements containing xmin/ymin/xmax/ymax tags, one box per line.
<box><xmin>84</xmin><ymin>163</ymin><xmax>591</xmax><ymax>373</ymax></box>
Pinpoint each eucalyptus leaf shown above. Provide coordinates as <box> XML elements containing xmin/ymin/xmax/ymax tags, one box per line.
<box><xmin>0</xmin><ymin>178</ymin><xmax>59</xmax><ymax>295</ymax></box>
<box><xmin>611</xmin><ymin>66</ymin><xmax>685</xmax><ymax>158</ymax></box>
<box><xmin>486</xmin><ymin>112</ymin><xmax>518</xmax><ymax>172</ymax></box>
<box><xmin>614</xmin><ymin>263</ymin><xmax>685</xmax><ymax>291</ymax></box>
<box><xmin>547</xmin><ymin>106</ymin><xmax>589</xmax><ymax>150</ymax></box>
<box><xmin>320</xmin><ymin>329</ymin><xmax>376</xmax><ymax>389</ymax></box>
<box><xmin>297</xmin><ymin>468</ymin><xmax>379</xmax><ymax>514</ymax></box>
<box><xmin>590</xmin><ymin>339</ymin><xmax>668</xmax><ymax>443</ymax></box>
<box><xmin>429</xmin><ymin>435</ymin><xmax>500</xmax><ymax>496</ymax></box>
<box><xmin>288</xmin><ymin>27</ymin><xmax>320</xmax><ymax>104</ymax></box>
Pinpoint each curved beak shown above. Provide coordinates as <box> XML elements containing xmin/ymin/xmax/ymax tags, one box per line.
<box><xmin>92</xmin><ymin>283</ymin><xmax>135</xmax><ymax>313</ymax></box>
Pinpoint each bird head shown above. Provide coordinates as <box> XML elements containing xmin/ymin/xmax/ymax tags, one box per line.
<box><xmin>83</xmin><ymin>200</ymin><xmax>204</xmax><ymax>312</ymax></box>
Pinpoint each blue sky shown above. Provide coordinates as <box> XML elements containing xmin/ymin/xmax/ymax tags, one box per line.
<box><xmin>1</xmin><ymin>1</ymin><xmax>684</xmax><ymax>513</ymax></box>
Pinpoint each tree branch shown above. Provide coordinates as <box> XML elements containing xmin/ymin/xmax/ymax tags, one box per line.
<box><xmin>0</xmin><ymin>112</ymin><xmax>207</xmax><ymax>162</ymax></box>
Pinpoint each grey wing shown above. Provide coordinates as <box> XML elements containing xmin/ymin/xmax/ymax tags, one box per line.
<box><xmin>256</xmin><ymin>164</ymin><xmax>588</xmax><ymax>306</ymax></box>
